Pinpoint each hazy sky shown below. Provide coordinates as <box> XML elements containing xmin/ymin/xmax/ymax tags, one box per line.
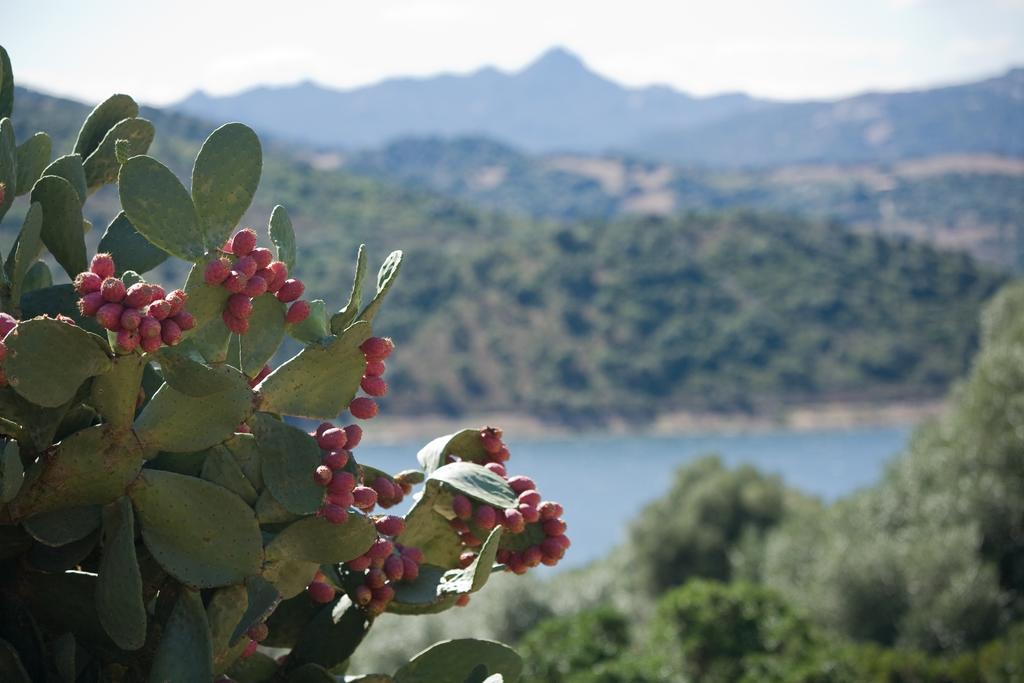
<box><xmin>5</xmin><ymin>0</ymin><xmax>1024</xmax><ymax>106</ymax></box>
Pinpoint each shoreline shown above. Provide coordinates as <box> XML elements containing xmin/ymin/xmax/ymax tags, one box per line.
<box><xmin>361</xmin><ymin>398</ymin><xmax>946</xmax><ymax>445</ymax></box>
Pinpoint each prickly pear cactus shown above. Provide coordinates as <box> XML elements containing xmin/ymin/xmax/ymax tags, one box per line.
<box><xmin>0</xmin><ymin>46</ymin><xmax>568</xmax><ymax>682</ymax></box>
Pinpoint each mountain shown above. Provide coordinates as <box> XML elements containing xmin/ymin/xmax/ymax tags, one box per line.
<box><xmin>174</xmin><ymin>47</ymin><xmax>770</xmax><ymax>152</ymax></box>
<box><xmin>3</xmin><ymin>86</ymin><xmax>1006</xmax><ymax>422</ymax></box>
<box><xmin>175</xmin><ymin>48</ymin><xmax>1024</xmax><ymax>165</ymax></box>
<box><xmin>343</xmin><ymin>137</ymin><xmax>1024</xmax><ymax>268</ymax></box>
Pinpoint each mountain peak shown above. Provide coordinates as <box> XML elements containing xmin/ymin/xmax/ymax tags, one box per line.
<box><xmin>521</xmin><ymin>47</ymin><xmax>589</xmax><ymax>77</ymax></box>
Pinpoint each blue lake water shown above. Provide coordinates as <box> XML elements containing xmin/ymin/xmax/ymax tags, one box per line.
<box><xmin>357</xmin><ymin>426</ymin><xmax>912</xmax><ymax>569</ymax></box>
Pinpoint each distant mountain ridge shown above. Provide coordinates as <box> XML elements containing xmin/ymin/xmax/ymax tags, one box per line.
<box><xmin>174</xmin><ymin>48</ymin><xmax>1023</xmax><ymax>166</ymax></box>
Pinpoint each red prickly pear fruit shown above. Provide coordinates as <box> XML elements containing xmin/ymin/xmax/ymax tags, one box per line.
<box><xmin>495</xmin><ymin>549</ymin><xmax>511</xmax><ymax>565</ymax></box>
<box><xmin>523</xmin><ymin>545</ymin><xmax>543</xmax><ymax>567</ymax></box>
<box><xmin>204</xmin><ymin>258</ymin><xmax>232</xmax><ymax>284</ymax></box>
<box><xmin>352</xmin><ymin>486</ymin><xmax>378</xmax><ymax>510</ymax></box>
<box><xmin>484</xmin><ymin>462</ymin><xmax>507</xmax><ymax>477</ymax></box>
<box><xmin>267</xmin><ymin>262</ymin><xmax>288</xmax><ymax>292</ymax></box>
<box><xmin>343</xmin><ymin>424</ymin><xmax>363</xmax><ymax>448</ymax></box>
<box><xmin>234</xmin><ymin>255</ymin><xmax>258</xmax><ymax>278</ymax></box>
<box><xmin>160</xmin><ymin>319</ymin><xmax>182</xmax><ymax>346</ymax></box>
<box><xmin>322</xmin><ymin>504</ymin><xmax>348</xmax><ymax>525</ymax></box>
<box><xmin>374</xmin><ymin>515</ymin><xmax>405</xmax><ymax>537</ymax></box>
<box><xmin>518</xmin><ymin>504</ymin><xmax>540</xmax><ymax>523</ymax></box>
<box><xmin>508</xmin><ymin>554</ymin><xmax>529</xmax><ymax>575</ymax></box>
<box><xmin>554</xmin><ymin>534</ymin><xmax>571</xmax><ymax>549</ymax></box>
<box><xmin>541</xmin><ymin>554</ymin><xmax>559</xmax><ymax>567</ymax></box>
<box><xmin>507</xmin><ymin>476</ymin><xmax>536</xmax><ymax>495</ymax></box>
<box><xmin>123</xmin><ymin>283</ymin><xmax>154</xmax><ymax>308</ymax></box>
<box><xmin>120</xmin><ymin>308</ymin><xmax>142</xmax><ymax>331</ymax></box>
<box><xmin>365</xmin><ymin>359</ymin><xmax>386</xmax><ymax>377</ymax></box>
<box><xmin>502</xmin><ymin>508</ymin><xmax>526</xmax><ymax>534</ymax></box>
<box><xmin>307</xmin><ymin>581</ymin><xmax>335</xmax><ymax>603</ymax></box>
<box><xmin>242</xmin><ymin>275</ymin><xmax>267</xmax><ymax>298</ymax></box>
<box><xmin>224</xmin><ymin>272</ymin><xmax>248</xmax><ymax>294</ymax></box>
<box><xmin>473</xmin><ymin>505</ymin><xmax>497</xmax><ymax>531</ymax></box>
<box><xmin>139</xmin><ymin>316</ymin><xmax>161</xmax><ymax>339</ymax></box>
<box><xmin>317</xmin><ymin>427</ymin><xmax>348</xmax><ymax>450</ymax></box>
<box><xmin>360</xmin><ymin>375</ymin><xmax>388</xmax><ymax>397</ymax></box>
<box><xmin>349</xmin><ymin>397</ymin><xmax>378</xmax><ymax>420</ymax></box>
<box><xmin>236</xmin><ymin>422</ymin><xmax>252</xmax><ymax>434</ymax></box>
<box><xmin>455</xmin><ymin>594</ymin><xmax>471</xmax><ymax>607</ymax></box>
<box><xmin>140</xmin><ymin>335</ymin><xmax>162</xmax><ymax>354</ymax></box>
<box><xmin>229</xmin><ymin>228</ymin><xmax>257</xmax><ymax>256</ymax></box>
<box><xmin>460</xmin><ymin>532</ymin><xmax>482</xmax><ymax>548</ymax></box>
<box><xmin>538</xmin><ymin>501</ymin><xmax>564</xmax><ymax>520</ymax></box>
<box><xmin>172</xmin><ymin>311</ymin><xmax>196</xmax><ymax>331</ymax></box>
<box><xmin>327</xmin><ymin>470</ymin><xmax>356</xmax><ymax>494</ymax></box>
<box><xmin>401</xmin><ymin>546</ymin><xmax>424</xmax><ymax>563</ymax></box>
<box><xmin>518</xmin><ymin>490</ymin><xmax>542</xmax><ymax>507</ymax></box>
<box><xmin>96</xmin><ymin>303</ymin><xmax>125</xmax><ymax>331</ymax></box>
<box><xmin>383</xmin><ymin>554</ymin><xmax>404</xmax><ymax>581</ymax></box>
<box><xmin>241</xmin><ymin>639</ymin><xmax>259</xmax><ymax>658</ymax></box>
<box><xmin>365</xmin><ymin>567</ymin><xmax>386</xmax><ymax>589</ymax></box>
<box><xmin>254</xmin><ymin>267</ymin><xmax>276</xmax><ymax>289</ymax></box>
<box><xmin>458</xmin><ymin>552</ymin><xmax>476</xmax><ymax>568</ymax></box>
<box><xmin>227</xmin><ymin>293</ymin><xmax>253</xmax><ymax>318</ymax></box>
<box><xmin>371</xmin><ymin>584</ymin><xmax>395</xmax><ymax>603</ymax></box>
<box><xmin>543</xmin><ymin>519</ymin><xmax>567</xmax><ymax>536</ymax></box>
<box><xmin>540</xmin><ymin>537</ymin><xmax>565</xmax><ymax>560</ymax></box>
<box><xmin>480</xmin><ymin>432</ymin><xmax>502</xmax><ymax>455</ymax></box>
<box><xmin>401</xmin><ymin>556</ymin><xmax>419</xmax><ymax>581</ymax></box>
<box><xmin>285</xmin><ymin>300</ymin><xmax>310</xmax><ymax>324</ymax></box>
<box><xmin>354</xmin><ymin>585</ymin><xmax>373</xmax><ymax>606</ymax></box>
<box><xmin>315</xmin><ymin>422</ymin><xmax>334</xmax><ymax>438</ymax></box>
<box><xmin>452</xmin><ymin>494</ymin><xmax>472</xmax><ymax>520</ymax></box>
<box><xmin>222</xmin><ymin>310</ymin><xmax>250</xmax><ymax>334</ymax></box>
<box><xmin>149</xmin><ymin>284</ymin><xmax>167</xmax><ymax>300</ymax></box>
<box><xmin>0</xmin><ymin>313</ymin><xmax>18</xmax><ymax>336</ymax></box>
<box><xmin>314</xmin><ymin>570</ymin><xmax>327</xmax><ymax>582</ymax></box>
<box><xmin>165</xmin><ymin>289</ymin><xmax>188</xmax><ymax>316</ymax></box>
<box><xmin>322</xmin><ymin>449</ymin><xmax>350</xmax><ymax>469</ymax></box>
<box><xmin>346</xmin><ymin>554</ymin><xmax>372</xmax><ymax>572</ymax></box>
<box><xmin>90</xmin><ymin>253</ymin><xmax>116</xmax><ymax>278</ymax></box>
<box><xmin>276</xmin><ymin>278</ymin><xmax>304</xmax><ymax>303</ymax></box>
<box><xmin>449</xmin><ymin>518</ymin><xmax>470</xmax><ymax>533</ymax></box>
<box><xmin>372</xmin><ymin>476</ymin><xmax>397</xmax><ymax>500</ymax></box>
<box><xmin>115</xmin><ymin>329</ymin><xmax>140</xmax><ymax>352</ymax></box>
<box><xmin>326</xmin><ymin>490</ymin><xmax>354</xmax><ymax>508</ymax></box>
<box><xmin>101</xmin><ymin>277</ymin><xmax>126</xmax><ymax>303</ymax></box>
<box><xmin>78</xmin><ymin>291</ymin><xmax>105</xmax><ymax>316</ymax></box>
<box><xmin>247</xmin><ymin>622</ymin><xmax>269</xmax><ymax>642</ymax></box>
<box><xmin>250</xmin><ymin>247</ymin><xmax>273</xmax><ymax>269</ymax></box>
<box><xmin>366</xmin><ymin>538</ymin><xmax>394</xmax><ymax>563</ymax></box>
<box><xmin>397</xmin><ymin>481</ymin><xmax>412</xmax><ymax>495</ymax></box>
<box><xmin>74</xmin><ymin>271</ymin><xmax>102</xmax><ymax>295</ymax></box>
<box><xmin>494</xmin><ymin>446</ymin><xmax>510</xmax><ymax>462</ymax></box>
<box><xmin>313</xmin><ymin>465</ymin><xmax>333</xmax><ymax>486</ymax></box>
<box><xmin>359</xmin><ymin>336</ymin><xmax>395</xmax><ymax>361</ymax></box>
<box><xmin>148</xmin><ymin>299</ymin><xmax>172</xmax><ymax>321</ymax></box>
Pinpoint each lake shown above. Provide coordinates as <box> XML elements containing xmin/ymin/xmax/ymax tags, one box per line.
<box><xmin>357</xmin><ymin>425</ymin><xmax>912</xmax><ymax>569</ymax></box>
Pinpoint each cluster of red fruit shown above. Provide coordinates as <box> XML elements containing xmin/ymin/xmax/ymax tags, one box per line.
<box><xmin>74</xmin><ymin>254</ymin><xmax>194</xmax><ymax>353</ymax></box>
<box><xmin>203</xmin><ymin>228</ymin><xmax>308</xmax><ymax>334</ymax></box>
<box><xmin>0</xmin><ymin>312</ymin><xmax>16</xmax><ymax>386</ymax></box>
<box><xmin>450</xmin><ymin>427</ymin><xmax>570</xmax><ymax>575</ymax></box>
<box><xmin>310</xmin><ymin>420</ymin><xmax>375</xmax><ymax>524</ymax></box>
<box><xmin>345</xmin><ymin>335</ymin><xmax>395</xmax><ymax>422</ymax></box>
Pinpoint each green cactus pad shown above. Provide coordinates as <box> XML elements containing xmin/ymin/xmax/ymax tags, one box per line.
<box><xmin>134</xmin><ymin>370</ymin><xmax>252</xmax><ymax>453</ymax></box>
<box><xmin>192</xmin><ymin>123</ymin><xmax>262</xmax><ymax>248</ymax></box>
<box><xmin>417</xmin><ymin>429</ymin><xmax>490</xmax><ymax>476</ymax></box>
<box><xmin>0</xmin><ymin>638</ymin><xmax>31</xmax><ymax>683</ymax></box>
<box><xmin>227</xmin><ymin>650</ymin><xmax>278</xmax><ymax>682</ymax></box>
<box><xmin>130</xmin><ymin>469</ymin><xmax>263</xmax><ymax>587</ymax></box>
<box><xmin>288</xmin><ymin>299</ymin><xmax>331</xmax><ymax>344</ymax></box>
<box><xmin>228</xmin><ymin>576</ymin><xmax>281</xmax><ymax>646</ymax></box>
<box><xmin>255</xmin><ymin>489</ymin><xmax>302</xmax><ymax>526</ymax></box>
<box><xmin>8</xmin><ymin>425</ymin><xmax>142</xmax><ymax>520</ymax></box>
<box><xmin>3</xmin><ymin>318</ymin><xmax>111</xmax><ymax>408</ymax></box>
<box><xmin>0</xmin><ymin>119</ymin><xmax>15</xmax><ymax>223</ymax></box>
<box><xmin>73</xmin><ymin>94</ymin><xmax>138</xmax><ymax>159</ymax></box>
<box><xmin>5</xmin><ymin>202</ymin><xmax>43</xmax><ymax>307</ymax></box>
<box><xmin>118</xmin><ymin>155</ymin><xmax>205</xmax><ymax>261</ymax></box>
<box><xmin>222</xmin><ymin>434</ymin><xmax>264</xmax><ymax>490</ymax></box>
<box><xmin>22</xmin><ymin>505</ymin><xmax>101</xmax><ymax>547</ymax></box>
<box><xmin>257</xmin><ymin>320</ymin><xmax>372</xmax><ymax>419</ymax></box>
<box><xmin>431</xmin><ymin>462</ymin><xmax>518</xmax><ymax>509</ymax></box>
<box><xmin>439</xmin><ymin>527</ymin><xmax>503</xmax><ymax>596</ymax></box>
<box><xmin>358</xmin><ymin>250</ymin><xmax>403</xmax><ymax>324</ymax></box>
<box><xmin>0</xmin><ymin>385</ymin><xmax>82</xmax><ymax>453</ymax></box>
<box><xmin>96</xmin><ymin>211</ymin><xmax>168</xmax><ymax>276</ymax></box>
<box><xmin>95</xmin><ymin>497</ymin><xmax>146</xmax><ymax>651</ymax></box>
<box><xmin>262</xmin><ymin>556</ymin><xmax>319</xmax><ymax>599</ymax></box>
<box><xmin>207</xmin><ymin>583</ymin><xmax>249</xmax><ymax>675</ymax></box>
<box><xmin>396</xmin><ymin>483</ymin><xmax>463</xmax><ymax>569</ymax></box>
<box><xmin>387</xmin><ymin>565</ymin><xmax>458</xmax><ymax>616</ymax></box>
<box><xmin>0</xmin><ymin>441</ymin><xmax>23</xmax><ymax>503</ymax></box>
<box><xmin>14</xmin><ymin>133</ymin><xmax>51</xmax><ymax>196</ymax></box>
<box><xmin>90</xmin><ymin>353</ymin><xmax>146</xmax><ymax>428</ymax></box>
<box><xmin>331</xmin><ymin>244</ymin><xmax>367</xmax><ymax>334</ymax></box>
<box><xmin>149</xmin><ymin>587</ymin><xmax>214</xmax><ymax>682</ymax></box>
<box><xmin>288</xmin><ymin>598</ymin><xmax>370</xmax><ymax>671</ymax></box>
<box><xmin>83</xmin><ymin>117</ymin><xmax>154</xmax><ymax>192</ymax></box>
<box><xmin>39</xmin><ymin>154</ymin><xmax>86</xmax><ymax>202</ymax></box>
<box><xmin>239</xmin><ymin>294</ymin><xmax>285</xmax><ymax>376</ymax></box>
<box><xmin>393</xmin><ymin>639</ymin><xmax>522</xmax><ymax>683</ymax></box>
<box><xmin>153</xmin><ymin>347</ymin><xmax>239</xmax><ymax>397</ymax></box>
<box><xmin>0</xmin><ymin>46</ymin><xmax>12</xmax><ymax>119</ymax></box>
<box><xmin>249</xmin><ymin>413</ymin><xmax>324</xmax><ymax>514</ymax></box>
<box><xmin>20</xmin><ymin>262</ymin><xmax>50</xmax><ymax>294</ymax></box>
<box><xmin>265</xmin><ymin>514</ymin><xmax>376</xmax><ymax>565</ymax></box>
<box><xmin>201</xmin><ymin>448</ymin><xmax>258</xmax><ymax>506</ymax></box>
<box><xmin>268</xmin><ymin>204</ymin><xmax>296</xmax><ymax>269</ymax></box>
<box><xmin>28</xmin><ymin>531</ymin><xmax>98</xmax><ymax>572</ymax></box>
<box><xmin>30</xmin><ymin>175</ymin><xmax>87</xmax><ymax>279</ymax></box>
